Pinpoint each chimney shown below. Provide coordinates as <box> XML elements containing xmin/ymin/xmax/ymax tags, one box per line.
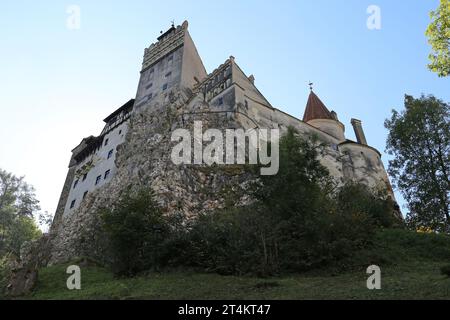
<box><xmin>351</xmin><ymin>119</ymin><xmax>368</xmax><ymax>145</ymax></box>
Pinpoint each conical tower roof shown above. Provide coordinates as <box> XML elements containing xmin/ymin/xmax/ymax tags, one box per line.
<box><xmin>303</xmin><ymin>91</ymin><xmax>333</xmax><ymax>122</ymax></box>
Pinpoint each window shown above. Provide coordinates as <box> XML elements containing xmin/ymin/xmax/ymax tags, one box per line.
<box><xmin>107</xmin><ymin>149</ymin><xmax>114</xmax><ymax>159</ymax></box>
<box><xmin>70</xmin><ymin>200</ymin><xmax>76</xmax><ymax>209</ymax></box>
<box><xmin>82</xmin><ymin>173</ymin><xmax>87</xmax><ymax>182</ymax></box>
<box><xmin>165</xmin><ymin>72</ymin><xmax>172</xmax><ymax>78</ymax></box>
<box><xmin>104</xmin><ymin>170</ymin><xmax>111</xmax><ymax>180</ymax></box>
<box><xmin>162</xmin><ymin>83</ymin><xmax>168</xmax><ymax>91</ymax></box>
<box><xmin>146</xmin><ymin>83</ymin><xmax>153</xmax><ymax>90</ymax></box>
<box><xmin>168</xmin><ymin>55</ymin><xmax>173</xmax><ymax>66</ymax></box>
<box><xmin>218</xmin><ymin>97</ymin><xmax>224</xmax><ymax>106</ymax></box>
<box><xmin>73</xmin><ymin>179</ymin><xmax>79</xmax><ymax>189</ymax></box>
<box><xmin>95</xmin><ymin>175</ymin><xmax>101</xmax><ymax>185</ymax></box>
<box><xmin>83</xmin><ymin>191</ymin><xmax>88</xmax><ymax>200</ymax></box>
<box><xmin>104</xmin><ymin>138</ymin><xmax>109</xmax><ymax>146</ymax></box>
<box><xmin>119</xmin><ymin>130</ymin><xmax>122</xmax><ymax>135</ymax></box>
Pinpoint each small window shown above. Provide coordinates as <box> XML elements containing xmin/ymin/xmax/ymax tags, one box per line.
<box><xmin>70</xmin><ymin>199</ymin><xmax>76</xmax><ymax>209</ymax></box>
<box><xmin>165</xmin><ymin>72</ymin><xmax>172</xmax><ymax>78</ymax></box>
<box><xmin>104</xmin><ymin>170</ymin><xmax>111</xmax><ymax>180</ymax></box>
<box><xmin>107</xmin><ymin>149</ymin><xmax>114</xmax><ymax>159</ymax></box>
<box><xmin>82</xmin><ymin>173</ymin><xmax>87</xmax><ymax>182</ymax></box>
<box><xmin>95</xmin><ymin>175</ymin><xmax>101</xmax><ymax>185</ymax></box>
<box><xmin>168</xmin><ymin>55</ymin><xmax>173</xmax><ymax>61</ymax></box>
<box><xmin>73</xmin><ymin>179</ymin><xmax>79</xmax><ymax>189</ymax></box>
<box><xmin>218</xmin><ymin>97</ymin><xmax>224</xmax><ymax>106</ymax></box>
<box><xmin>146</xmin><ymin>83</ymin><xmax>153</xmax><ymax>90</ymax></box>
<box><xmin>83</xmin><ymin>191</ymin><xmax>88</xmax><ymax>200</ymax></box>
<box><xmin>119</xmin><ymin>130</ymin><xmax>122</xmax><ymax>135</ymax></box>
<box><xmin>104</xmin><ymin>139</ymin><xmax>109</xmax><ymax>146</ymax></box>
<box><xmin>162</xmin><ymin>83</ymin><xmax>168</xmax><ymax>91</ymax></box>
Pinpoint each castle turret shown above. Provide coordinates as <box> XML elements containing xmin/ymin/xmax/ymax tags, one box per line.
<box><xmin>302</xmin><ymin>91</ymin><xmax>345</xmax><ymax>141</ymax></box>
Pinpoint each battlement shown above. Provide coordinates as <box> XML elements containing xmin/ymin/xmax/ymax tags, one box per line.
<box><xmin>142</xmin><ymin>21</ymin><xmax>189</xmax><ymax>72</ymax></box>
<box><xmin>194</xmin><ymin>57</ymin><xmax>233</xmax><ymax>102</ymax></box>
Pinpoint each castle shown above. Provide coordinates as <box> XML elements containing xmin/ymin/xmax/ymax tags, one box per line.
<box><xmin>49</xmin><ymin>21</ymin><xmax>396</xmax><ymax>263</ymax></box>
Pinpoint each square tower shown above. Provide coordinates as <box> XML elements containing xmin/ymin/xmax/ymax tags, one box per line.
<box><xmin>134</xmin><ymin>21</ymin><xmax>207</xmax><ymax>109</ymax></box>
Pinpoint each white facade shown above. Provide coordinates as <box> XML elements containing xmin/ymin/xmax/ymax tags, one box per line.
<box><xmin>63</xmin><ymin>121</ymin><xmax>129</xmax><ymax>217</ymax></box>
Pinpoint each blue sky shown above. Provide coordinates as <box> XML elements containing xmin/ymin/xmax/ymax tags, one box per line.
<box><xmin>0</xmin><ymin>0</ymin><xmax>449</xmax><ymax>219</ymax></box>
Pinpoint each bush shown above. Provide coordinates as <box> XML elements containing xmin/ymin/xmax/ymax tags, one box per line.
<box><xmin>181</xmin><ymin>128</ymin><xmax>398</xmax><ymax>276</ymax></box>
<box><xmin>100</xmin><ymin>189</ymin><xmax>177</xmax><ymax>276</ymax></box>
<box><xmin>184</xmin><ymin>184</ymin><xmax>397</xmax><ymax>276</ymax></box>
<box><xmin>101</xmin><ymin>128</ymin><xmax>399</xmax><ymax>277</ymax></box>
<box><xmin>0</xmin><ymin>254</ymin><xmax>13</xmax><ymax>297</ymax></box>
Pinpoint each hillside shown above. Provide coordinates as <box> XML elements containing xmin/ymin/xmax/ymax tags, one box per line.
<box><xmin>22</xmin><ymin>229</ymin><xmax>450</xmax><ymax>300</ymax></box>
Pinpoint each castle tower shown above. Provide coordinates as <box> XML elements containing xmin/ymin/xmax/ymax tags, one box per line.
<box><xmin>51</xmin><ymin>21</ymin><xmax>208</xmax><ymax>224</ymax></box>
<box><xmin>134</xmin><ymin>21</ymin><xmax>207</xmax><ymax>110</ymax></box>
<box><xmin>302</xmin><ymin>91</ymin><xmax>345</xmax><ymax>141</ymax></box>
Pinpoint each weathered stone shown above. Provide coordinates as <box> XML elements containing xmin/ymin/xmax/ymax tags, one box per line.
<box><xmin>5</xmin><ymin>235</ymin><xmax>51</xmax><ymax>297</ymax></box>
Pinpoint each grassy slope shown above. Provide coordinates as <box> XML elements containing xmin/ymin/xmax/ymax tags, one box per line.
<box><xmin>28</xmin><ymin>229</ymin><xmax>450</xmax><ymax>300</ymax></box>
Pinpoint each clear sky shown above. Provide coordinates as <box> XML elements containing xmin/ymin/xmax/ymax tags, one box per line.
<box><xmin>0</xmin><ymin>0</ymin><xmax>449</xmax><ymax>221</ymax></box>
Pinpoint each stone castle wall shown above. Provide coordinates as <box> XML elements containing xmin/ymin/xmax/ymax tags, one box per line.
<box><xmin>48</xmin><ymin>89</ymin><xmax>255</xmax><ymax>264</ymax></box>
<box><xmin>47</xmin><ymin>83</ymin><xmax>395</xmax><ymax>265</ymax></box>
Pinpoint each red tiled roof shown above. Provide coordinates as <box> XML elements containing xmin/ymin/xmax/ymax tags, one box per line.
<box><xmin>302</xmin><ymin>91</ymin><xmax>333</xmax><ymax>122</ymax></box>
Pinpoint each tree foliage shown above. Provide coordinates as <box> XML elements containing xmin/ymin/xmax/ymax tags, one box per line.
<box><xmin>426</xmin><ymin>0</ymin><xmax>450</xmax><ymax>77</ymax></box>
<box><xmin>101</xmin><ymin>128</ymin><xmax>398</xmax><ymax>276</ymax></box>
<box><xmin>385</xmin><ymin>95</ymin><xmax>450</xmax><ymax>232</ymax></box>
<box><xmin>187</xmin><ymin>129</ymin><xmax>398</xmax><ymax>276</ymax></box>
<box><xmin>100</xmin><ymin>189</ymin><xmax>183</xmax><ymax>276</ymax></box>
<box><xmin>0</xmin><ymin>169</ymin><xmax>42</xmax><ymax>258</ymax></box>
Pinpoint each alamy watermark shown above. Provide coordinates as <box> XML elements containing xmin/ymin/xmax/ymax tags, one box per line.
<box><xmin>66</xmin><ymin>5</ymin><xmax>81</xmax><ymax>30</ymax></box>
<box><xmin>171</xmin><ymin>121</ymin><xmax>280</xmax><ymax>176</ymax></box>
<box><xmin>367</xmin><ymin>5</ymin><xmax>381</xmax><ymax>30</ymax></box>
<box><xmin>66</xmin><ymin>265</ymin><xmax>81</xmax><ymax>290</ymax></box>
<box><xmin>366</xmin><ymin>265</ymin><xmax>381</xmax><ymax>290</ymax></box>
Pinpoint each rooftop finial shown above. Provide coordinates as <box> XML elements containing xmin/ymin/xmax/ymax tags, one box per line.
<box><xmin>309</xmin><ymin>82</ymin><xmax>314</xmax><ymax>91</ymax></box>
<box><xmin>171</xmin><ymin>20</ymin><xmax>175</xmax><ymax>28</ymax></box>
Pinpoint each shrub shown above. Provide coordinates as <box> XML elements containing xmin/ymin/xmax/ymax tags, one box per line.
<box><xmin>101</xmin><ymin>128</ymin><xmax>398</xmax><ymax>277</ymax></box>
<box><xmin>100</xmin><ymin>189</ymin><xmax>175</xmax><ymax>276</ymax></box>
<box><xmin>0</xmin><ymin>254</ymin><xmax>13</xmax><ymax>297</ymax></box>
<box><xmin>182</xmin><ymin>128</ymin><xmax>398</xmax><ymax>276</ymax></box>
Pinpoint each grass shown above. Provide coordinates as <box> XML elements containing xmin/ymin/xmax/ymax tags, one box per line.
<box><xmin>15</xmin><ymin>229</ymin><xmax>450</xmax><ymax>300</ymax></box>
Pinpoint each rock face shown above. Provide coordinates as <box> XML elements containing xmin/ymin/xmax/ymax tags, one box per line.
<box><xmin>47</xmin><ymin>89</ymin><xmax>256</xmax><ymax>265</ymax></box>
<box><xmin>6</xmin><ymin>235</ymin><xmax>51</xmax><ymax>297</ymax></box>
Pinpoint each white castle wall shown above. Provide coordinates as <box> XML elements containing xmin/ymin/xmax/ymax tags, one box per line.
<box><xmin>63</xmin><ymin>122</ymin><xmax>129</xmax><ymax>217</ymax></box>
<box><xmin>203</xmin><ymin>58</ymin><xmax>394</xmax><ymax>197</ymax></box>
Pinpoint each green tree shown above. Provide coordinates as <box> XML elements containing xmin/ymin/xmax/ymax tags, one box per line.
<box><xmin>187</xmin><ymin>128</ymin><xmax>397</xmax><ymax>276</ymax></box>
<box><xmin>426</xmin><ymin>0</ymin><xmax>450</xmax><ymax>77</ymax></box>
<box><xmin>0</xmin><ymin>169</ymin><xmax>42</xmax><ymax>257</ymax></box>
<box><xmin>100</xmin><ymin>189</ymin><xmax>173</xmax><ymax>276</ymax></box>
<box><xmin>385</xmin><ymin>95</ymin><xmax>450</xmax><ymax>232</ymax></box>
